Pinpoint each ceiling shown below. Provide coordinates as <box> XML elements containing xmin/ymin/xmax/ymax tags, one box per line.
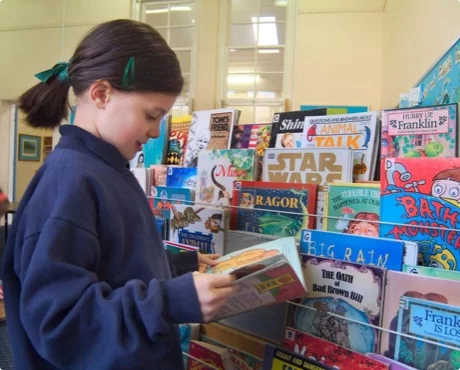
<box><xmin>298</xmin><ymin>0</ymin><xmax>388</xmax><ymax>14</ymax></box>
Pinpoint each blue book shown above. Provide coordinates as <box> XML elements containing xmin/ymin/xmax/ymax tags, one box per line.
<box><xmin>166</xmin><ymin>167</ymin><xmax>197</xmax><ymax>190</ymax></box>
<box><xmin>149</xmin><ymin>186</ymin><xmax>194</xmax><ymax>221</ymax></box>
<box><xmin>300</xmin><ymin>229</ymin><xmax>405</xmax><ymax>271</ymax></box>
<box><xmin>394</xmin><ymin>296</ymin><xmax>460</xmax><ymax>369</ymax></box>
<box><xmin>143</xmin><ymin>116</ymin><xmax>169</xmax><ymax>166</ymax></box>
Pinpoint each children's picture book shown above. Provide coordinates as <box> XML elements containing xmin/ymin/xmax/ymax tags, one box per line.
<box><xmin>287</xmin><ymin>255</ymin><xmax>386</xmax><ymax>354</ymax></box>
<box><xmin>394</xmin><ymin>296</ymin><xmax>460</xmax><ymax>370</ymax></box>
<box><xmin>315</xmin><ymin>186</ymin><xmax>326</xmax><ymax>230</ymax></box>
<box><xmin>205</xmin><ymin>237</ymin><xmax>307</xmax><ymax>321</ymax></box>
<box><xmin>168</xmin><ymin>204</ymin><xmax>227</xmax><ymax>255</ymax></box>
<box><xmin>149</xmin><ymin>165</ymin><xmax>168</xmax><ymax>186</ymax></box>
<box><xmin>268</xmin><ymin>108</ymin><xmax>327</xmax><ymax>149</ymax></box>
<box><xmin>196</xmin><ymin>149</ymin><xmax>257</xmax><ymax>207</ymax></box>
<box><xmin>129</xmin><ymin>151</ymin><xmax>145</xmax><ymax>169</ymax></box>
<box><xmin>142</xmin><ymin>115</ymin><xmax>170</xmax><ymax>166</ymax></box>
<box><xmin>263</xmin><ymin>344</ymin><xmax>335</xmax><ymax>370</ymax></box>
<box><xmin>300</xmin><ymin>105</ymin><xmax>369</xmax><ymax>114</ymax></box>
<box><xmin>366</xmin><ymin>353</ymin><xmax>417</xmax><ymax>370</ymax></box>
<box><xmin>165</xmin><ymin>167</ymin><xmax>197</xmax><ymax>190</ymax></box>
<box><xmin>231</xmin><ymin>181</ymin><xmax>317</xmax><ymax>241</ymax></box>
<box><xmin>165</xmin><ymin>115</ymin><xmax>192</xmax><ymax>165</ymax></box>
<box><xmin>300</xmin><ymin>229</ymin><xmax>406</xmax><ymax>271</ymax></box>
<box><xmin>262</xmin><ymin>148</ymin><xmax>353</xmax><ymax>185</ymax></box>
<box><xmin>402</xmin><ymin>264</ymin><xmax>460</xmax><ymax>281</ymax></box>
<box><xmin>187</xmin><ymin>340</ymin><xmax>233</xmax><ymax>370</ymax></box>
<box><xmin>184</xmin><ymin>108</ymin><xmax>236</xmax><ymax>167</ymax></box>
<box><xmin>230</xmin><ymin>123</ymin><xmax>271</xmax><ymax>151</ymax></box>
<box><xmin>283</xmin><ymin>327</ymin><xmax>389</xmax><ymax>369</ymax></box>
<box><xmin>302</xmin><ymin>112</ymin><xmax>379</xmax><ymax>181</ymax></box>
<box><xmin>380</xmin><ymin>271</ymin><xmax>460</xmax><ymax>362</ymax></box>
<box><xmin>179</xmin><ymin>323</ymin><xmax>200</xmax><ymax>369</ymax></box>
<box><xmin>163</xmin><ymin>240</ymin><xmax>199</xmax><ymax>254</ymax></box>
<box><xmin>381</xmin><ymin>103</ymin><xmax>458</xmax><ymax>159</ymax></box>
<box><xmin>380</xmin><ymin>157</ymin><xmax>460</xmax><ymax>270</ymax></box>
<box><xmin>149</xmin><ymin>186</ymin><xmax>194</xmax><ymax>219</ymax></box>
<box><xmin>323</xmin><ymin>182</ymin><xmax>380</xmax><ymax>234</ymax></box>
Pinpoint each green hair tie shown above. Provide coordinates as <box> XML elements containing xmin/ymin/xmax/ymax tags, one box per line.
<box><xmin>121</xmin><ymin>56</ymin><xmax>135</xmax><ymax>89</ymax></box>
<box><xmin>35</xmin><ymin>62</ymin><xmax>71</xmax><ymax>84</ymax></box>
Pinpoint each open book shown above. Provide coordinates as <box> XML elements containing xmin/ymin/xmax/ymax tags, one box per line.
<box><xmin>206</xmin><ymin>237</ymin><xmax>307</xmax><ymax>321</ymax></box>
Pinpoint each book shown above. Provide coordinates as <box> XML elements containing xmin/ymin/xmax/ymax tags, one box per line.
<box><xmin>302</xmin><ymin>112</ymin><xmax>380</xmax><ymax>181</ymax></box>
<box><xmin>187</xmin><ymin>340</ymin><xmax>234</xmax><ymax>370</ymax></box>
<box><xmin>231</xmin><ymin>181</ymin><xmax>317</xmax><ymax>241</ymax></box>
<box><xmin>380</xmin><ymin>157</ymin><xmax>460</xmax><ymax>270</ymax></box>
<box><xmin>142</xmin><ymin>115</ymin><xmax>170</xmax><ymax>166</ymax></box>
<box><xmin>268</xmin><ymin>109</ymin><xmax>327</xmax><ymax>149</ymax></box>
<box><xmin>323</xmin><ymin>182</ymin><xmax>380</xmax><ymax>234</ymax></box>
<box><xmin>163</xmin><ymin>240</ymin><xmax>199</xmax><ymax>254</ymax></box>
<box><xmin>149</xmin><ymin>186</ymin><xmax>194</xmax><ymax>220</ymax></box>
<box><xmin>165</xmin><ymin>166</ymin><xmax>197</xmax><ymax>190</ymax></box>
<box><xmin>184</xmin><ymin>108</ymin><xmax>237</xmax><ymax>167</ymax></box>
<box><xmin>299</xmin><ymin>229</ymin><xmax>406</xmax><ymax>271</ymax></box>
<box><xmin>380</xmin><ymin>271</ymin><xmax>460</xmax><ymax>361</ymax></box>
<box><xmin>381</xmin><ymin>103</ymin><xmax>458</xmax><ymax>159</ymax></box>
<box><xmin>262</xmin><ymin>148</ymin><xmax>353</xmax><ymax>185</ymax></box>
<box><xmin>283</xmin><ymin>327</ymin><xmax>389</xmax><ymax>369</ymax></box>
<box><xmin>205</xmin><ymin>237</ymin><xmax>306</xmax><ymax>321</ymax></box>
<box><xmin>394</xmin><ymin>296</ymin><xmax>460</xmax><ymax>369</ymax></box>
<box><xmin>149</xmin><ymin>165</ymin><xmax>168</xmax><ymax>186</ymax></box>
<box><xmin>366</xmin><ymin>353</ymin><xmax>417</xmax><ymax>369</ymax></box>
<box><xmin>165</xmin><ymin>115</ymin><xmax>192</xmax><ymax>165</ymax></box>
<box><xmin>262</xmin><ymin>344</ymin><xmax>335</xmax><ymax>370</ymax></box>
<box><xmin>196</xmin><ymin>149</ymin><xmax>257</xmax><ymax>207</ymax></box>
<box><xmin>168</xmin><ymin>204</ymin><xmax>227</xmax><ymax>255</ymax></box>
<box><xmin>402</xmin><ymin>265</ymin><xmax>460</xmax><ymax>281</ymax></box>
<box><xmin>287</xmin><ymin>255</ymin><xmax>386</xmax><ymax>354</ymax></box>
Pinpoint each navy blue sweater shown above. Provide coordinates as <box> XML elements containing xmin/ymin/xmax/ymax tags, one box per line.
<box><xmin>2</xmin><ymin>125</ymin><xmax>202</xmax><ymax>370</ymax></box>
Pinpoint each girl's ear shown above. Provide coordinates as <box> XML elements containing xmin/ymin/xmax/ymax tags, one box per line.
<box><xmin>88</xmin><ymin>80</ymin><xmax>113</xmax><ymax>109</ymax></box>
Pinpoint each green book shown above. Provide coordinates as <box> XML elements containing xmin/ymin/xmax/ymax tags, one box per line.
<box><xmin>402</xmin><ymin>264</ymin><xmax>460</xmax><ymax>281</ymax></box>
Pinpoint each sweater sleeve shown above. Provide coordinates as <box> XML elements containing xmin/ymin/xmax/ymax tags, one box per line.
<box><xmin>18</xmin><ymin>217</ymin><xmax>203</xmax><ymax>370</ymax></box>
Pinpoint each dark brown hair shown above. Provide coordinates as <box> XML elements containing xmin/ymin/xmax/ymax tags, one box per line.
<box><xmin>19</xmin><ymin>19</ymin><xmax>184</xmax><ymax>129</ymax></box>
<box><xmin>433</xmin><ymin>168</ymin><xmax>460</xmax><ymax>182</ymax></box>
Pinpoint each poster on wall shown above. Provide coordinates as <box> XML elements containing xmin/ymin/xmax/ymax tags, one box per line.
<box><xmin>415</xmin><ymin>36</ymin><xmax>460</xmax><ymax>106</ymax></box>
<box><xmin>300</xmin><ymin>105</ymin><xmax>368</xmax><ymax>115</ymax></box>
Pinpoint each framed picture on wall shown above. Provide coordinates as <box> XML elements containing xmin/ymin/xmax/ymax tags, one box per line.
<box><xmin>18</xmin><ymin>134</ymin><xmax>41</xmax><ymax>161</ymax></box>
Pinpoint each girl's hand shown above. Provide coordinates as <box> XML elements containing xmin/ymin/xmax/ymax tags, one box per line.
<box><xmin>192</xmin><ymin>272</ymin><xmax>237</xmax><ymax>322</ymax></box>
<box><xmin>198</xmin><ymin>253</ymin><xmax>220</xmax><ymax>273</ymax></box>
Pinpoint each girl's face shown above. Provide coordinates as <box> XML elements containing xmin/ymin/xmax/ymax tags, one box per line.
<box><xmin>349</xmin><ymin>221</ymin><xmax>378</xmax><ymax>237</ymax></box>
<box><xmin>96</xmin><ymin>88</ymin><xmax>176</xmax><ymax>160</ymax></box>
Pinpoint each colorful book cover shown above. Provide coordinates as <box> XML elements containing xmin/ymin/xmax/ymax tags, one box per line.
<box><xmin>184</xmin><ymin>108</ymin><xmax>236</xmax><ymax>167</ymax></box>
<box><xmin>394</xmin><ymin>296</ymin><xmax>460</xmax><ymax>370</ymax></box>
<box><xmin>315</xmin><ymin>186</ymin><xmax>326</xmax><ymax>230</ymax></box>
<box><xmin>263</xmin><ymin>344</ymin><xmax>335</xmax><ymax>370</ymax></box>
<box><xmin>381</xmin><ymin>103</ymin><xmax>458</xmax><ymax>159</ymax></box>
<box><xmin>168</xmin><ymin>204</ymin><xmax>227</xmax><ymax>255</ymax></box>
<box><xmin>380</xmin><ymin>271</ymin><xmax>460</xmax><ymax>362</ymax></box>
<box><xmin>287</xmin><ymin>255</ymin><xmax>386</xmax><ymax>354</ymax></box>
<box><xmin>149</xmin><ymin>186</ymin><xmax>194</xmax><ymax>219</ymax></box>
<box><xmin>230</xmin><ymin>123</ymin><xmax>271</xmax><ymax>150</ymax></box>
<box><xmin>165</xmin><ymin>115</ymin><xmax>191</xmax><ymax>165</ymax></box>
<box><xmin>196</xmin><ymin>149</ymin><xmax>257</xmax><ymax>207</ymax></box>
<box><xmin>302</xmin><ymin>112</ymin><xmax>379</xmax><ymax>181</ymax></box>
<box><xmin>301</xmin><ymin>105</ymin><xmax>369</xmax><ymax>114</ymax></box>
<box><xmin>142</xmin><ymin>115</ymin><xmax>170</xmax><ymax>166</ymax></box>
<box><xmin>299</xmin><ymin>229</ymin><xmax>405</xmax><ymax>271</ymax></box>
<box><xmin>402</xmin><ymin>265</ymin><xmax>460</xmax><ymax>281</ymax></box>
<box><xmin>149</xmin><ymin>165</ymin><xmax>168</xmax><ymax>186</ymax></box>
<box><xmin>206</xmin><ymin>237</ymin><xmax>307</xmax><ymax>320</ymax></box>
<box><xmin>163</xmin><ymin>240</ymin><xmax>199</xmax><ymax>254</ymax></box>
<box><xmin>187</xmin><ymin>340</ymin><xmax>233</xmax><ymax>370</ymax></box>
<box><xmin>380</xmin><ymin>157</ymin><xmax>460</xmax><ymax>270</ymax></box>
<box><xmin>165</xmin><ymin>167</ymin><xmax>197</xmax><ymax>190</ymax></box>
<box><xmin>268</xmin><ymin>109</ymin><xmax>327</xmax><ymax>149</ymax></box>
<box><xmin>323</xmin><ymin>182</ymin><xmax>380</xmax><ymax>234</ymax></box>
<box><xmin>283</xmin><ymin>327</ymin><xmax>389</xmax><ymax>369</ymax></box>
<box><xmin>366</xmin><ymin>353</ymin><xmax>417</xmax><ymax>369</ymax></box>
<box><xmin>231</xmin><ymin>181</ymin><xmax>317</xmax><ymax>240</ymax></box>
<box><xmin>262</xmin><ymin>148</ymin><xmax>353</xmax><ymax>185</ymax></box>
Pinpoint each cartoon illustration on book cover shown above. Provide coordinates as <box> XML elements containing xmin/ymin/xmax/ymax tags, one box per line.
<box><xmin>380</xmin><ymin>158</ymin><xmax>460</xmax><ymax>271</ymax></box>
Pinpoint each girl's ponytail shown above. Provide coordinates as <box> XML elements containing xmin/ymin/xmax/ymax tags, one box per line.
<box><xmin>18</xmin><ymin>62</ymin><xmax>71</xmax><ymax>129</ymax></box>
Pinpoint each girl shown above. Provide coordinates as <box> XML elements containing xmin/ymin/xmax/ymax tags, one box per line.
<box><xmin>2</xmin><ymin>19</ymin><xmax>235</xmax><ymax>370</ymax></box>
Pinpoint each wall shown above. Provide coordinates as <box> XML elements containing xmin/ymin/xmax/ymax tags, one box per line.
<box><xmin>0</xmin><ymin>102</ymin><xmax>11</xmax><ymax>196</ymax></box>
<box><xmin>292</xmin><ymin>10</ymin><xmax>383</xmax><ymax>111</ymax></box>
<box><xmin>381</xmin><ymin>0</ymin><xmax>460</xmax><ymax>109</ymax></box>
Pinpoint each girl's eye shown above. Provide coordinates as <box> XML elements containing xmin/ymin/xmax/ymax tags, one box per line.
<box><xmin>146</xmin><ymin>114</ymin><xmax>156</xmax><ymax>121</ymax></box>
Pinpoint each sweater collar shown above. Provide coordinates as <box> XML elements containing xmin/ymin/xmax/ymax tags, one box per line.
<box><xmin>58</xmin><ymin>125</ymin><xmax>128</xmax><ymax>171</ymax></box>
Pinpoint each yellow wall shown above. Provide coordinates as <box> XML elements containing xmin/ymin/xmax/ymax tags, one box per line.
<box><xmin>381</xmin><ymin>0</ymin><xmax>460</xmax><ymax>108</ymax></box>
<box><xmin>293</xmin><ymin>11</ymin><xmax>383</xmax><ymax>111</ymax></box>
<box><xmin>0</xmin><ymin>102</ymin><xmax>11</xmax><ymax>195</ymax></box>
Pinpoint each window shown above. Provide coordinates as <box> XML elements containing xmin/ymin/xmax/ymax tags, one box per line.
<box><xmin>136</xmin><ymin>0</ymin><xmax>196</xmax><ymax>115</ymax></box>
<box><xmin>220</xmin><ymin>0</ymin><xmax>293</xmax><ymax>124</ymax></box>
